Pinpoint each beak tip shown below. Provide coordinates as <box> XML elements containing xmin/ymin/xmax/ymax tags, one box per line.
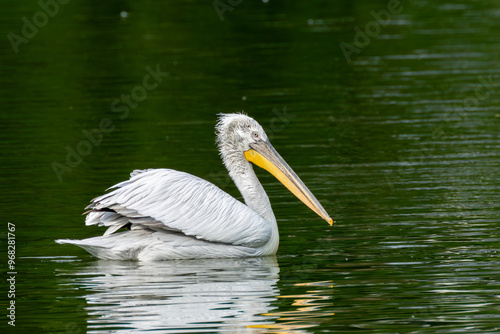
<box><xmin>327</xmin><ymin>217</ymin><xmax>334</xmax><ymax>226</ymax></box>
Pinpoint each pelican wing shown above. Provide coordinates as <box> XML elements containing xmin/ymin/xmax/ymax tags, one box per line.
<box><xmin>85</xmin><ymin>169</ymin><xmax>272</xmax><ymax>248</ymax></box>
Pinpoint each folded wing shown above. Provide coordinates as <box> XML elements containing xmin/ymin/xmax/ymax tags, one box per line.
<box><xmin>85</xmin><ymin>169</ymin><xmax>271</xmax><ymax>248</ymax></box>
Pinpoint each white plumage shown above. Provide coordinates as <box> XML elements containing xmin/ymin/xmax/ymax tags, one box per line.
<box><xmin>57</xmin><ymin>113</ymin><xmax>332</xmax><ymax>261</ymax></box>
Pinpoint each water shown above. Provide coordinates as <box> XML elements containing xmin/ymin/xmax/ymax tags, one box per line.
<box><xmin>1</xmin><ymin>0</ymin><xmax>499</xmax><ymax>333</ymax></box>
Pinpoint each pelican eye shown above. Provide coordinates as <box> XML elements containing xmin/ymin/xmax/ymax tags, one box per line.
<box><xmin>252</xmin><ymin>131</ymin><xmax>260</xmax><ymax>140</ymax></box>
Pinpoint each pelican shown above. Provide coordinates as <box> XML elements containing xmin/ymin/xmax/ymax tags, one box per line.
<box><xmin>56</xmin><ymin>113</ymin><xmax>333</xmax><ymax>261</ymax></box>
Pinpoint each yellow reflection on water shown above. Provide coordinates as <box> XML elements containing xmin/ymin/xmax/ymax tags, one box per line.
<box><xmin>249</xmin><ymin>281</ymin><xmax>335</xmax><ymax>333</ymax></box>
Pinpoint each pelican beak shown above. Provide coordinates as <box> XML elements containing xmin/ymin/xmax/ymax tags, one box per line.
<box><xmin>244</xmin><ymin>140</ymin><xmax>334</xmax><ymax>225</ymax></box>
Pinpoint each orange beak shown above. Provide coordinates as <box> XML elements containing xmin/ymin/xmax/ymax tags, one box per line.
<box><xmin>244</xmin><ymin>140</ymin><xmax>333</xmax><ymax>225</ymax></box>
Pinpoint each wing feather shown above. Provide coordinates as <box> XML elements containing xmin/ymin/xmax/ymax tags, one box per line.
<box><xmin>85</xmin><ymin>169</ymin><xmax>271</xmax><ymax>247</ymax></box>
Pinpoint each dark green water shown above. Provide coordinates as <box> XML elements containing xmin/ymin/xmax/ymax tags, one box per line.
<box><xmin>1</xmin><ymin>1</ymin><xmax>499</xmax><ymax>333</ymax></box>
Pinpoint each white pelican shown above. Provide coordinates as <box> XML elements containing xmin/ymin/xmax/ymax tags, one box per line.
<box><xmin>57</xmin><ymin>113</ymin><xmax>333</xmax><ymax>261</ymax></box>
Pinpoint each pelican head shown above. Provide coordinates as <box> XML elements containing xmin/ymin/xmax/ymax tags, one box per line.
<box><xmin>216</xmin><ymin>113</ymin><xmax>333</xmax><ymax>225</ymax></box>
